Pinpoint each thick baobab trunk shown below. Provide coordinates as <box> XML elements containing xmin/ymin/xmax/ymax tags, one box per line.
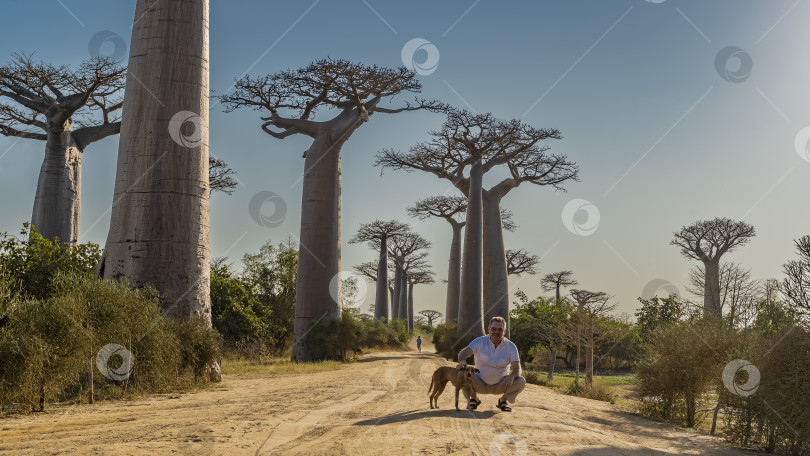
<box><xmin>482</xmin><ymin>190</ymin><xmax>509</xmax><ymax>334</ymax></box>
<box><xmin>292</xmin><ymin>131</ymin><xmax>344</xmax><ymax>361</ymax></box>
<box><xmin>392</xmin><ymin>265</ymin><xmax>402</xmax><ymax>319</ymax></box>
<box><xmin>374</xmin><ymin>235</ymin><xmax>389</xmax><ymax>321</ymax></box>
<box><xmin>703</xmin><ymin>258</ymin><xmax>722</xmax><ymax>317</ymax></box>
<box><xmin>31</xmin><ymin>126</ymin><xmax>81</xmax><ymax>244</ymax></box>
<box><xmin>398</xmin><ymin>271</ymin><xmax>408</xmax><ymax>320</ymax></box>
<box><xmin>458</xmin><ymin>159</ymin><xmax>484</xmax><ymax>337</ymax></box>
<box><xmin>445</xmin><ymin>221</ymin><xmax>462</xmax><ymax>323</ymax></box>
<box><xmin>407</xmin><ymin>282</ymin><xmax>414</xmax><ymax>333</ymax></box>
<box><xmin>102</xmin><ymin>0</ymin><xmax>212</xmax><ymax>332</ymax></box>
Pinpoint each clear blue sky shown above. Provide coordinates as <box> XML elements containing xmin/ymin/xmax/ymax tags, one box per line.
<box><xmin>2</xmin><ymin>0</ymin><xmax>809</xmax><ymax>320</ymax></box>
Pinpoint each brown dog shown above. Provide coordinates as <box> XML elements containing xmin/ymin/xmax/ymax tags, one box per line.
<box><xmin>428</xmin><ymin>365</ymin><xmax>479</xmax><ymax>410</ymax></box>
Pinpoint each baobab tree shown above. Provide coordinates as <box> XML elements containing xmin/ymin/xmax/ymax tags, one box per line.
<box><xmin>687</xmin><ymin>262</ymin><xmax>760</xmax><ymax>327</ymax></box>
<box><xmin>569</xmin><ymin>289</ymin><xmax>613</xmax><ymax>385</ymax></box>
<box><xmin>0</xmin><ymin>53</ymin><xmax>125</xmax><ymax>244</ymax></box>
<box><xmin>371</xmin><ymin>231</ymin><xmax>431</xmax><ymax>322</ymax></box>
<box><xmin>418</xmin><ymin>309</ymin><xmax>442</xmax><ymax>326</ymax></box>
<box><xmin>399</xmin><ymin>252</ymin><xmax>430</xmax><ymax>323</ymax></box>
<box><xmin>377</xmin><ymin>109</ymin><xmax>576</xmax><ymax>337</ymax></box>
<box><xmin>540</xmin><ymin>270</ymin><xmax>577</xmax><ymax>380</ymax></box>
<box><xmin>350</xmin><ymin>220</ymin><xmax>409</xmax><ymax>321</ymax></box>
<box><xmin>407</xmin><ymin>195</ymin><xmax>466</xmax><ymax>323</ymax></box>
<box><xmin>208</xmin><ymin>157</ymin><xmax>238</xmax><ymax>195</ymax></box>
<box><xmin>407</xmin><ymin>269</ymin><xmax>435</xmax><ymax>333</ymax></box>
<box><xmin>354</xmin><ymin>260</ymin><xmax>396</xmax><ymax>318</ymax></box>
<box><xmin>221</xmin><ymin>59</ymin><xmax>444</xmax><ymax>361</ymax></box>
<box><xmin>671</xmin><ymin>218</ymin><xmax>756</xmax><ymax>317</ymax></box>
<box><xmin>100</xmin><ymin>0</ymin><xmax>218</xmax><ymax>382</ymax></box>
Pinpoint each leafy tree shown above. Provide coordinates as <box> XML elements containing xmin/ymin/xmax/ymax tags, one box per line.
<box><xmin>240</xmin><ymin>238</ymin><xmax>298</xmax><ymax>353</ymax></box>
<box><xmin>634</xmin><ymin>295</ymin><xmax>686</xmax><ymax>341</ymax></box>
<box><xmin>210</xmin><ymin>260</ymin><xmax>274</xmax><ymax>346</ymax></box>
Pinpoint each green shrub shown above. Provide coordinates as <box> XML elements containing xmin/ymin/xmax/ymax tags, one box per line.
<box><xmin>635</xmin><ymin>318</ymin><xmax>739</xmax><ymax>427</ymax></box>
<box><xmin>566</xmin><ymin>382</ymin><xmax>616</xmax><ymax>404</ymax></box>
<box><xmin>0</xmin><ymin>273</ymin><xmax>221</xmax><ymax>413</ymax></box>
<box><xmin>524</xmin><ymin>370</ymin><xmax>552</xmax><ymax>387</ymax></box>
<box><xmin>432</xmin><ymin>321</ymin><xmax>474</xmax><ymax>359</ymax></box>
<box><xmin>0</xmin><ymin>224</ymin><xmax>101</xmax><ymax>300</ymax></box>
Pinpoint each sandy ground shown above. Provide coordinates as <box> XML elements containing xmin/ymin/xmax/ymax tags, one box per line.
<box><xmin>0</xmin><ymin>342</ymin><xmax>755</xmax><ymax>456</ymax></box>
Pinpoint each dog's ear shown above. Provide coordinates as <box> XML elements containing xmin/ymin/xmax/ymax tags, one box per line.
<box><xmin>475</xmin><ymin>368</ymin><xmax>480</xmax><ymax>373</ymax></box>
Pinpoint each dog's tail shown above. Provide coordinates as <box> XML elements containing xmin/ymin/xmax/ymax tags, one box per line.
<box><xmin>428</xmin><ymin>377</ymin><xmax>434</xmax><ymax>395</ymax></box>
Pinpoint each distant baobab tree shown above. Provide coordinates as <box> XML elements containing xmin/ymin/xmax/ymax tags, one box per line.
<box><xmin>369</xmin><ymin>230</ymin><xmax>431</xmax><ymax>322</ymax></box>
<box><xmin>100</xmin><ymin>0</ymin><xmax>219</xmax><ymax>384</ymax></box>
<box><xmin>671</xmin><ymin>217</ymin><xmax>756</xmax><ymax>317</ymax></box>
<box><xmin>407</xmin><ymin>269</ymin><xmax>435</xmax><ymax>333</ymax></box>
<box><xmin>418</xmin><ymin>309</ymin><xmax>442</xmax><ymax>327</ymax></box>
<box><xmin>378</xmin><ymin>109</ymin><xmax>576</xmax><ymax>337</ymax></box>
<box><xmin>221</xmin><ymin>58</ymin><xmax>445</xmax><ymax>361</ymax></box>
<box><xmin>541</xmin><ymin>270</ymin><xmax>577</xmax><ymax>381</ymax></box>
<box><xmin>0</xmin><ymin>53</ymin><xmax>125</xmax><ymax>244</ymax></box>
<box><xmin>407</xmin><ymin>195</ymin><xmax>466</xmax><ymax>323</ymax></box>
<box><xmin>350</xmin><ymin>220</ymin><xmax>409</xmax><ymax>321</ymax></box>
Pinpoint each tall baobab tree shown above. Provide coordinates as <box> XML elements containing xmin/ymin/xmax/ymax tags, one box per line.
<box><xmin>350</xmin><ymin>220</ymin><xmax>409</xmax><ymax>321</ymax></box>
<box><xmin>100</xmin><ymin>0</ymin><xmax>218</xmax><ymax>382</ymax></box>
<box><xmin>0</xmin><ymin>53</ymin><xmax>125</xmax><ymax>244</ymax></box>
<box><xmin>372</xmin><ymin>231</ymin><xmax>430</xmax><ymax>322</ymax></box>
<box><xmin>671</xmin><ymin>218</ymin><xmax>756</xmax><ymax>317</ymax></box>
<box><xmin>540</xmin><ymin>270</ymin><xmax>577</xmax><ymax>380</ymax></box>
<box><xmin>407</xmin><ymin>195</ymin><xmax>466</xmax><ymax>323</ymax></box>
<box><xmin>354</xmin><ymin>260</ymin><xmax>395</xmax><ymax>316</ymax></box>
<box><xmin>399</xmin><ymin>252</ymin><xmax>430</xmax><ymax>322</ymax></box>
<box><xmin>570</xmin><ymin>289</ymin><xmax>612</xmax><ymax>385</ymax></box>
<box><xmin>221</xmin><ymin>59</ymin><xmax>444</xmax><ymax>361</ymax></box>
<box><xmin>407</xmin><ymin>269</ymin><xmax>435</xmax><ymax>333</ymax></box>
<box><xmin>377</xmin><ymin>109</ymin><xmax>576</xmax><ymax>337</ymax></box>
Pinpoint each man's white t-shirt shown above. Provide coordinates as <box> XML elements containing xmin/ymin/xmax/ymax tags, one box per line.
<box><xmin>466</xmin><ymin>335</ymin><xmax>520</xmax><ymax>385</ymax></box>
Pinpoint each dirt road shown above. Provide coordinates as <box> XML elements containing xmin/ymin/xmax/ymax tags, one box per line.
<box><xmin>0</xmin><ymin>347</ymin><xmax>753</xmax><ymax>455</ymax></box>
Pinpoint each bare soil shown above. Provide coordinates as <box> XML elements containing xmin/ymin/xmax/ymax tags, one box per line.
<box><xmin>0</xmin><ymin>344</ymin><xmax>755</xmax><ymax>455</ymax></box>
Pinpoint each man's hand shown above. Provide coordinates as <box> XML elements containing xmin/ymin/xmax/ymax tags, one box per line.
<box><xmin>457</xmin><ymin>347</ymin><xmax>474</xmax><ymax>369</ymax></box>
<box><xmin>504</xmin><ymin>377</ymin><xmax>513</xmax><ymax>390</ymax></box>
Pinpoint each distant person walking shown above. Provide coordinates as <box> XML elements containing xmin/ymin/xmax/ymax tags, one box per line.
<box><xmin>416</xmin><ymin>336</ymin><xmax>422</xmax><ymax>352</ymax></box>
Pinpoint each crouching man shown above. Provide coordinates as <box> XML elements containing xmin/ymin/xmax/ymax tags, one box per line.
<box><xmin>456</xmin><ymin>316</ymin><xmax>526</xmax><ymax>412</ymax></box>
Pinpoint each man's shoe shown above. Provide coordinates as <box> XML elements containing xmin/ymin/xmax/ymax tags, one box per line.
<box><xmin>469</xmin><ymin>397</ymin><xmax>481</xmax><ymax>410</ymax></box>
<box><xmin>496</xmin><ymin>400</ymin><xmax>512</xmax><ymax>412</ymax></box>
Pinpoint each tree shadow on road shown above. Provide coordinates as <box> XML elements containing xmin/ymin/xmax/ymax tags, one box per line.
<box><xmin>352</xmin><ymin>408</ymin><xmax>496</xmax><ymax>425</ymax></box>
